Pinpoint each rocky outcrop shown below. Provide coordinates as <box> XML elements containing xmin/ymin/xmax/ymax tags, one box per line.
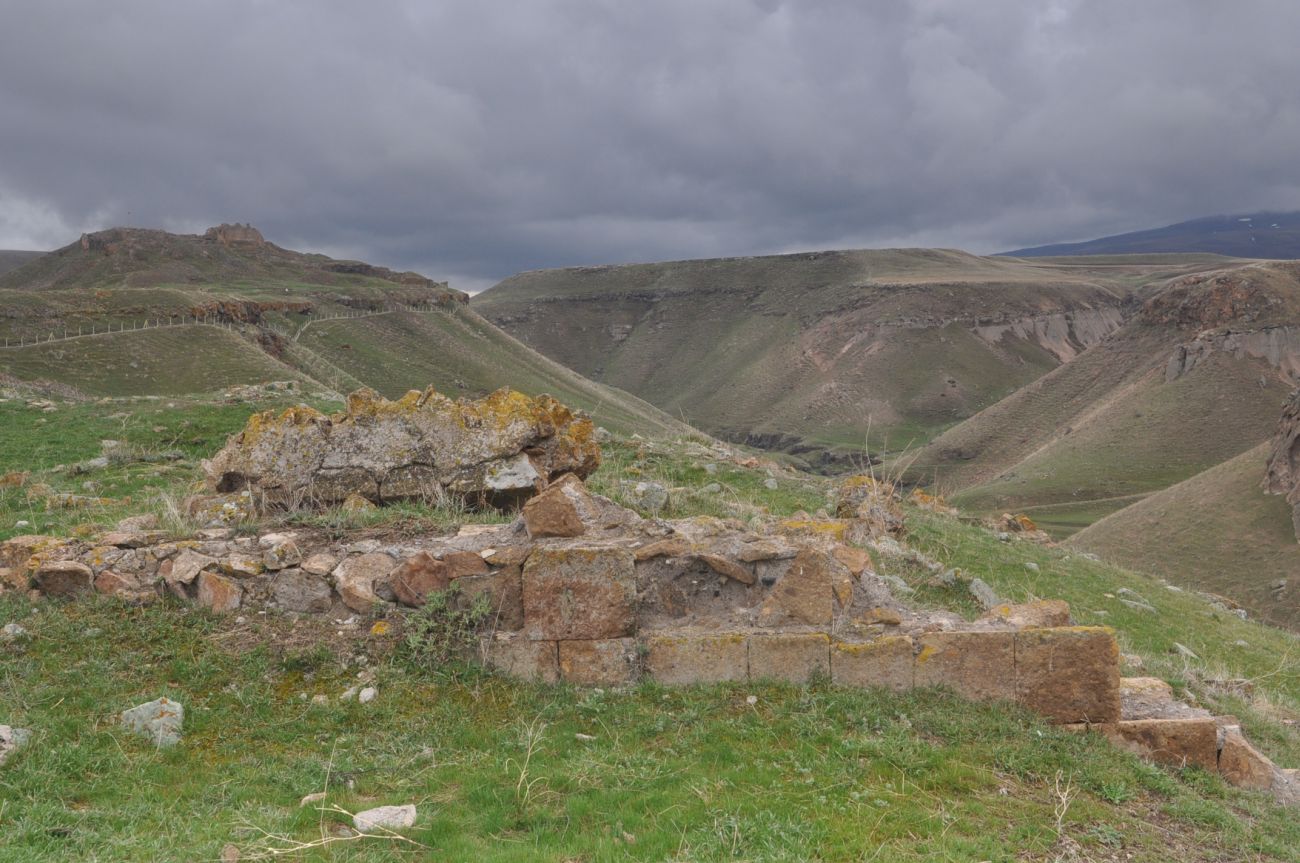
<box><xmin>202</xmin><ymin>387</ymin><xmax>601</xmax><ymax>509</ymax></box>
<box><xmin>204</xmin><ymin>223</ymin><xmax>265</xmax><ymax>247</ymax></box>
<box><xmin>1263</xmin><ymin>389</ymin><xmax>1300</xmax><ymax>540</ymax></box>
<box><xmin>1166</xmin><ymin>325</ymin><xmax>1300</xmax><ymax>382</ymax></box>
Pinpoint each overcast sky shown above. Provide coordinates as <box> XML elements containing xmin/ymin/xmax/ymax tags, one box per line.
<box><xmin>2</xmin><ymin>1</ymin><xmax>1298</xmax><ymax>291</ymax></box>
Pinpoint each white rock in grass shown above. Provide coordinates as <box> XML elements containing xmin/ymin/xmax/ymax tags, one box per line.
<box><xmin>358</xmin><ymin>686</ymin><xmax>377</xmax><ymax>704</ymax></box>
<box><xmin>0</xmin><ymin>725</ymin><xmax>31</xmax><ymax>766</ymax></box>
<box><xmin>354</xmin><ymin>804</ymin><xmax>417</xmax><ymax>832</ymax></box>
<box><xmin>120</xmin><ymin>697</ymin><xmax>184</xmax><ymax>746</ymax></box>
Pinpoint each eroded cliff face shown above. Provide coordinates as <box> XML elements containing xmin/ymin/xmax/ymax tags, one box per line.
<box><xmin>971</xmin><ymin>307</ymin><xmax>1125</xmax><ymax>363</ymax></box>
<box><xmin>1166</xmin><ymin>326</ymin><xmax>1300</xmax><ymax>383</ymax></box>
<box><xmin>1262</xmin><ymin>389</ymin><xmax>1300</xmax><ymax>541</ymax></box>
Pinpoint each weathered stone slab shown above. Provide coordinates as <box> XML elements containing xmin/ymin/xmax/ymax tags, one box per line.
<box><xmin>1218</xmin><ymin>723</ymin><xmax>1279</xmax><ymax>791</ymax></box>
<box><xmin>749</xmin><ymin>632</ymin><xmax>830</xmax><ymax>683</ymax></box>
<box><xmin>559</xmin><ymin>638</ymin><xmax>637</xmax><ymax>686</ymax></box>
<box><xmin>914</xmin><ymin>630</ymin><xmax>1015</xmax><ymax>702</ymax></box>
<box><xmin>271</xmin><ymin>569</ymin><xmax>334</xmax><ymax>614</ymax></box>
<box><xmin>390</xmin><ymin>552</ymin><xmax>450</xmax><ymax>607</ymax></box>
<box><xmin>522</xmin><ymin>547</ymin><xmax>635</xmax><ymax>640</ymax></box>
<box><xmin>483</xmin><ymin>633</ymin><xmax>559</xmax><ymax>683</ymax></box>
<box><xmin>758</xmin><ymin>548</ymin><xmax>834</xmax><ymax>626</ymax></box>
<box><xmin>831</xmin><ymin>636</ymin><xmax>914</xmax><ymax>691</ymax></box>
<box><xmin>523</xmin><ymin>474</ymin><xmax>593</xmax><ymax>538</ymax></box>
<box><xmin>1093</xmin><ymin>718</ymin><xmax>1219</xmax><ymax>770</ymax></box>
<box><xmin>333</xmin><ymin>552</ymin><xmax>396</xmax><ymax>613</ymax></box>
<box><xmin>202</xmin><ymin>387</ymin><xmax>600</xmax><ymax>509</ymax></box>
<box><xmin>981</xmin><ymin>599</ymin><xmax>1071</xmax><ymax>628</ymax></box>
<box><xmin>196</xmin><ymin>571</ymin><xmax>242</xmax><ymax>613</ymax></box>
<box><xmin>32</xmin><ymin>560</ymin><xmax>93</xmax><ymax>598</ymax></box>
<box><xmin>1015</xmin><ymin>627</ymin><xmax>1120</xmax><ymax>724</ymax></box>
<box><xmin>644</xmin><ymin>633</ymin><xmax>749</xmax><ymax>685</ymax></box>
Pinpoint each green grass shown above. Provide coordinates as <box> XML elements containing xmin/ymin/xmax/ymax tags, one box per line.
<box><xmin>2</xmin><ymin>395</ymin><xmax>1300</xmax><ymax>860</ymax></box>
<box><xmin>2</xmin><ymin>594</ymin><xmax>1299</xmax><ymax>862</ymax></box>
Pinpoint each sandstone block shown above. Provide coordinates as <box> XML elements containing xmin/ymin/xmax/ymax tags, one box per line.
<box><xmin>0</xmin><ymin>535</ymin><xmax>67</xmax><ymax>571</ymax></box>
<box><xmin>483</xmin><ymin>633</ymin><xmax>559</xmax><ymax>683</ymax></box>
<box><xmin>272</xmin><ymin>569</ymin><xmax>334</xmax><ymax>614</ymax></box>
<box><xmin>522</xmin><ymin>474</ymin><xmax>595</xmax><ymax>538</ymax></box>
<box><xmin>522</xmin><ymin>547</ymin><xmax>635</xmax><ymax>640</ymax></box>
<box><xmin>830</xmin><ymin>544</ymin><xmax>873</xmax><ymax>576</ymax></box>
<box><xmin>749</xmin><ymin>632</ymin><xmax>830</xmax><ymax>683</ymax></box>
<box><xmin>915</xmin><ymin>631</ymin><xmax>1015</xmax><ymax>702</ymax></box>
<box><xmin>1096</xmin><ymin>718</ymin><xmax>1219</xmax><ymax>770</ymax></box>
<box><xmin>831</xmin><ymin>636</ymin><xmax>914</xmax><ymax>691</ymax></box>
<box><xmin>33</xmin><ymin>560</ymin><xmax>94</xmax><ymax>598</ymax></box>
<box><xmin>1217</xmin><ymin>724</ymin><xmax>1278</xmax><ymax>790</ymax></box>
<box><xmin>1015</xmin><ymin>627</ymin><xmax>1120</xmax><ymax>724</ymax></box>
<box><xmin>635</xmin><ymin>538</ymin><xmax>692</xmax><ymax>561</ymax></box>
<box><xmin>559</xmin><ymin>638</ymin><xmax>638</xmax><ymax>686</ymax></box>
<box><xmin>444</xmin><ymin>550</ymin><xmax>490</xmax><ymax>579</ymax></box>
<box><xmin>168</xmin><ymin>549</ymin><xmax>215</xmax><ymax>586</ymax></box>
<box><xmin>197</xmin><ymin>571</ymin><xmax>242</xmax><ymax>613</ymax></box>
<box><xmin>333</xmin><ymin>552</ymin><xmax>396</xmax><ymax>613</ymax></box>
<box><xmin>759</xmin><ymin>548</ymin><xmax>834</xmax><ymax>626</ymax></box>
<box><xmin>981</xmin><ymin>599</ymin><xmax>1071</xmax><ymax>628</ymax></box>
<box><xmin>390</xmin><ymin>552</ymin><xmax>450</xmax><ymax>607</ymax></box>
<box><xmin>644</xmin><ymin>633</ymin><xmax>749</xmax><ymax>685</ymax></box>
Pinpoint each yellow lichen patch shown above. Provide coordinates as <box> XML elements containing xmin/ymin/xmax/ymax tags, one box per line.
<box><xmin>916</xmin><ymin>644</ymin><xmax>938</xmax><ymax>663</ymax></box>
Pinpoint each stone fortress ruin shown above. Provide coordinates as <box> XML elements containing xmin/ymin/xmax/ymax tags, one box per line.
<box><xmin>1</xmin><ymin>387</ymin><xmax>1295</xmax><ymax>803</ymax></box>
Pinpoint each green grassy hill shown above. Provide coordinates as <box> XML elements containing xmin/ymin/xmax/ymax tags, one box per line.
<box><xmin>1071</xmin><ymin>443</ymin><xmax>1300</xmax><ymax>629</ymax></box>
<box><xmin>474</xmin><ymin>249</ymin><xmax>1230</xmax><ymax>464</ymax></box>
<box><xmin>0</xmin><ymin>226</ymin><xmax>692</xmax><ymax>438</ymax></box>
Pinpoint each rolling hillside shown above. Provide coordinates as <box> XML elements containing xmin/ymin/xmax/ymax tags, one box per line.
<box><xmin>1007</xmin><ymin>211</ymin><xmax>1300</xmax><ymax>259</ymax></box>
<box><xmin>1070</xmin><ymin>443</ymin><xmax>1300</xmax><ymax>630</ymax></box>
<box><xmin>0</xmin><ymin>226</ymin><xmax>692</xmax><ymax>438</ymax></box>
<box><xmin>0</xmin><ymin>250</ymin><xmax>42</xmax><ymax>276</ymax></box>
<box><xmin>475</xmin><ymin>249</ymin><xmax>1232</xmax><ymax>465</ymax></box>
<box><xmin>908</xmin><ymin>261</ymin><xmax>1300</xmax><ymax>525</ymax></box>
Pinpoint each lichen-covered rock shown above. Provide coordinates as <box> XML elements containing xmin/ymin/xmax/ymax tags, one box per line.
<box><xmin>834</xmin><ymin>476</ymin><xmax>906</xmax><ymax>537</ymax></box>
<box><xmin>202</xmin><ymin>387</ymin><xmax>600</xmax><ymax>510</ymax></box>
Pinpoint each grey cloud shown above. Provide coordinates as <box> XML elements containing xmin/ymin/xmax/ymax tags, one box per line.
<box><xmin>2</xmin><ymin>0</ymin><xmax>1299</xmax><ymax>288</ymax></box>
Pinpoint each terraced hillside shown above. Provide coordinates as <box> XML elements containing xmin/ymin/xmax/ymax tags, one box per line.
<box><xmin>474</xmin><ymin>249</ymin><xmax>1229</xmax><ymax>465</ymax></box>
<box><xmin>0</xmin><ymin>226</ymin><xmax>691</xmax><ymax>437</ymax></box>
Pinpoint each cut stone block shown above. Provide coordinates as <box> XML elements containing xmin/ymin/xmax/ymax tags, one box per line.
<box><xmin>1015</xmin><ymin>627</ymin><xmax>1120</xmax><ymax>724</ymax></box>
<box><xmin>522</xmin><ymin>474</ymin><xmax>593</xmax><ymax>538</ymax></box>
<box><xmin>981</xmin><ymin>599</ymin><xmax>1071</xmax><ymax>628</ymax></box>
<box><xmin>483</xmin><ymin>633</ymin><xmax>559</xmax><ymax>683</ymax></box>
<box><xmin>749</xmin><ymin>632</ymin><xmax>830</xmax><ymax>683</ymax></box>
<box><xmin>914</xmin><ymin>630</ymin><xmax>1015</xmax><ymax>702</ymax></box>
<box><xmin>831</xmin><ymin>636</ymin><xmax>914</xmax><ymax>691</ymax></box>
<box><xmin>559</xmin><ymin>638</ymin><xmax>638</xmax><ymax>686</ymax></box>
<box><xmin>390</xmin><ymin>552</ymin><xmax>450</xmax><ymax>607</ymax></box>
<box><xmin>522</xmin><ymin>546</ymin><xmax>635</xmax><ymax>640</ymax></box>
<box><xmin>1094</xmin><ymin>718</ymin><xmax>1219</xmax><ymax>770</ymax></box>
<box><xmin>644</xmin><ymin>633</ymin><xmax>749</xmax><ymax>685</ymax></box>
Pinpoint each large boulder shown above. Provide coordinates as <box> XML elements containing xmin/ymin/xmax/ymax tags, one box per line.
<box><xmin>202</xmin><ymin>387</ymin><xmax>600</xmax><ymax>509</ymax></box>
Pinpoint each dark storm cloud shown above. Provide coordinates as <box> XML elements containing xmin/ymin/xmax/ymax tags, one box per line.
<box><xmin>2</xmin><ymin>0</ymin><xmax>1299</xmax><ymax>290</ymax></box>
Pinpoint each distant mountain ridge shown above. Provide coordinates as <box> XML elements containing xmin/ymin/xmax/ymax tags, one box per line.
<box><xmin>1005</xmin><ymin>211</ymin><xmax>1300</xmax><ymax>259</ymax></box>
<box><xmin>0</xmin><ymin>250</ymin><xmax>43</xmax><ymax>276</ymax></box>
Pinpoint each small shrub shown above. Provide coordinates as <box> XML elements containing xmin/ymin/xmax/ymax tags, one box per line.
<box><xmin>401</xmin><ymin>585</ymin><xmax>494</xmax><ymax>676</ymax></box>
